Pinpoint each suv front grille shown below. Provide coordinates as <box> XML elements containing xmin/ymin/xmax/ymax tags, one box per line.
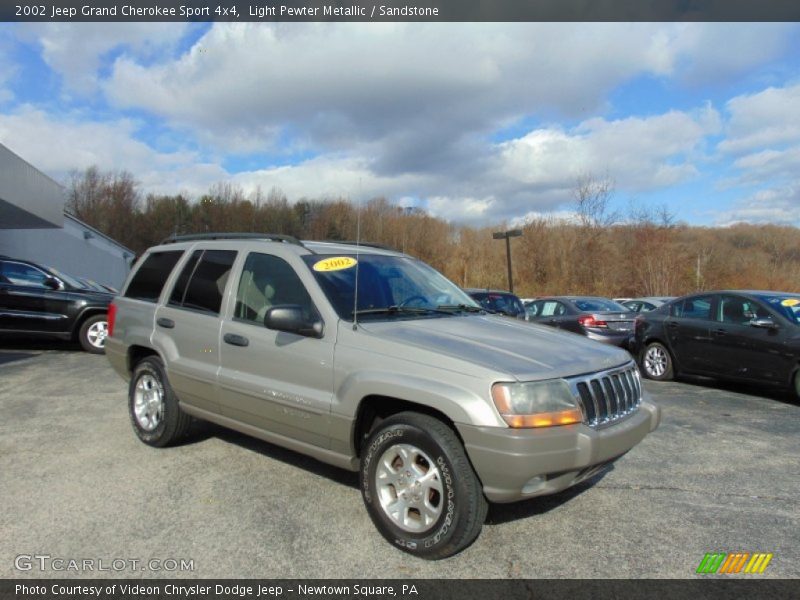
<box><xmin>567</xmin><ymin>363</ymin><xmax>642</xmax><ymax>428</ymax></box>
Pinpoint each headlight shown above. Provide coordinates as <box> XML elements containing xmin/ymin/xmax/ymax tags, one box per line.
<box><xmin>491</xmin><ymin>380</ymin><xmax>582</xmax><ymax>428</ymax></box>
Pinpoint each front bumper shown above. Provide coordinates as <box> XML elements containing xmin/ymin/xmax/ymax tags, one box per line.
<box><xmin>457</xmin><ymin>399</ymin><xmax>660</xmax><ymax>503</ymax></box>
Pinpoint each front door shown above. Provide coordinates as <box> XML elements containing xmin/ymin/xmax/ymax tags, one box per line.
<box><xmin>712</xmin><ymin>294</ymin><xmax>788</xmax><ymax>383</ymax></box>
<box><xmin>218</xmin><ymin>252</ymin><xmax>335</xmax><ymax>449</ymax></box>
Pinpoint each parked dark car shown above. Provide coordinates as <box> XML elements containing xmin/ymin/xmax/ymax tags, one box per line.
<box><xmin>623</xmin><ymin>297</ymin><xmax>675</xmax><ymax>313</ymax></box>
<box><xmin>465</xmin><ymin>288</ymin><xmax>526</xmax><ymax>319</ymax></box>
<box><xmin>526</xmin><ymin>296</ymin><xmax>637</xmax><ymax>348</ymax></box>
<box><xmin>633</xmin><ymin>290</ymin><xmax>800</xmax><ymax>398</ymax></box>
<box><xmin>0</xmin><ymin>256</ymin><xmax>113</xmax><ymax>353</ymax></box>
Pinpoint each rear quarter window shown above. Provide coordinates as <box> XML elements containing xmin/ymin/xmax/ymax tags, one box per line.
<box><xmin>125</xmin><ymin>251</ymin><xmax>184</xmax><ymax>302</ymax></box>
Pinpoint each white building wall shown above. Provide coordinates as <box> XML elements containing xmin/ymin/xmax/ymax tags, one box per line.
<box><xmin>0</xmin><ymin>214</ymin><xmax>133</xmax><ymax>289</ymax></box>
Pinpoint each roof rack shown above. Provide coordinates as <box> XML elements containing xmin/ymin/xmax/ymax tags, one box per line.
<box><xmin>320</xmin><ymin>240</ymin><xmax>398</xmax><ymax>252</ymax></box>
<box><xmin>161</xmin><ymin>233</ymin><xmax>305</xmax><ymax>247</ymax></box>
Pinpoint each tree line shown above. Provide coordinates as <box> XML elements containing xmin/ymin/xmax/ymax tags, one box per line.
<box><xmin>66</xmin><ymin>166</ymin><xmax>800</xmax><ymax>297</ymax></box>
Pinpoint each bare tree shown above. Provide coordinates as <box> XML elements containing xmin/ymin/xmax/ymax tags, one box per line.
<box><xmin>573</xmin><ymin>172</ymin><xmax>618</xmax><ymax>228</ymax></box>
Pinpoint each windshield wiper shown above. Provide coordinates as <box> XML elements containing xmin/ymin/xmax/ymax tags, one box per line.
<box><xmin>353</xmin><ymin>305</ymin><xmax>454</xmax><ymax>317</ymax></box>
<box><xmin>436</xmin><ymin>304</ymin><xmax>487</xmax><ymax>314</ymax></box>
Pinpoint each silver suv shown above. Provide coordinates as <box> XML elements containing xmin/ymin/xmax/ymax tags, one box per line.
<box><xmin>106</xmin><ymin>233</ymin><xmax>660</xmax><ymax>559</ymax></box>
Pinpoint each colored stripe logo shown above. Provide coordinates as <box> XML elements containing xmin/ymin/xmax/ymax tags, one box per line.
<box><xmin>697</xmin><ymin>552</ymin><xmax>773</xmax><ymax>574</ymax></box>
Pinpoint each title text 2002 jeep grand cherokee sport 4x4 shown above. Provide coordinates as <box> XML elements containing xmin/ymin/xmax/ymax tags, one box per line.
<box><xmin>106</xmin><ymin>233</ymin><xmax>660</xmax><ymax>559</ymax></box>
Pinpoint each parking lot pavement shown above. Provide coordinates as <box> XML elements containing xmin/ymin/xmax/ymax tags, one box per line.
<box><xmin>1</xmin><ymin>346</ymin><xmax>798</xmax><ymax>579</ymax></box>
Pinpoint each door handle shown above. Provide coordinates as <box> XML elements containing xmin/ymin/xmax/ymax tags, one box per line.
<box><xmin>223</xmin><ymin>333</ymin><xmax>249</xmax><ymax>347</ymax></box>
<box><xmin>667</xmin><ymin>321</ymin><xmax>678</xmax><ymax>329</ymax></box>
<box><xmin>156</xmin><ymin>317</ymin><xmax>175</xmax><ymax>329</ymax></box>
<box><xmin>713</xmin><ymin>328</ymin><xmax>727</xmax><ymax>336</ymax></box>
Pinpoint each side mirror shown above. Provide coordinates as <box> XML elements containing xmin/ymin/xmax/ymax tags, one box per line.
<box><xmin>750</xmin><ymin>318</ymin><xmax>777</xmax><ymax>330</ymax></box>
<box><xmin>44</xmin><ymin>277</ymin><xmax>61</xmax><ymax>290</ymax></box>
<box><xmin>264</xmin><ymin>305</ymin><xmax>323</xmax><ymax>338</ymax></box>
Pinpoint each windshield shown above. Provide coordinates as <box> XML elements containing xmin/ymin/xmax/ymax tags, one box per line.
<box><xmin>302</xmin><ymin>254</ymin><xmax>479</xmax><ymax>320</ymax></box>
<box><xmin>756</xmin><ymin>294</ymin><xmax>800</xmax><ymax>325</ymax></box>
<box><xmin>469</xmin><ymin>292</ymin><xmax>524</xmax><ymax>317</ymax></box>
<box><xmin>46</xmin><ymin>266</ymin><xmax>89</xmax><ymax>290</ymax></box>
<box><xmin>573</xmin><ymin>298</ymin><xmax>630</xmax><ymax>312</ymax></box>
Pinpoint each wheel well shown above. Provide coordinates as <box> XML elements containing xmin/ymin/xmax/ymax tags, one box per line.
<box><xmin>71</xmin><ymin>309</ymin><xmax>107</xmax><ymax>338</ymax></box>
<box><xmin>353</xmin><ymin>395</ymin><xmax>460</xmax><ymax>457</ymax></box>
<box><xmin>127</xmin><ymin>345</ymin><xmax>159</xmax><ymax>374</ymax></box>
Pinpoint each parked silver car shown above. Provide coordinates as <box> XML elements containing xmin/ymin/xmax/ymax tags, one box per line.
<box><xmin>106</xmin><ymin>234</ymin><xmax>660</xmax><ymax>559</ymax></box>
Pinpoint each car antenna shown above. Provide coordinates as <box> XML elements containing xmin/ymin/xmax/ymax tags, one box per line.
<box><xmin>352</xmin><ymin>181</ymin><xmax>362</xmax><ymax>331</ymax></box>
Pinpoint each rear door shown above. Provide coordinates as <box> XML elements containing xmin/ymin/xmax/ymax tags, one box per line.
<box><xmin>530</xmin><ymin>299</ymin><xmax>572</xmax><ymax>330</ymax></box>
<box><xmin>665</xmin><ymin>294</ymin><xmax>717</xmax><ymax>373</ymax></box>
<box><xmin>153</xmin><ymin>248</ymin><xmax>237</xmax><ymax>415</ymax></box>
<box><xmin>217</xmin><ymin>251</ymin><xmax>335</xmax><ymax>448</ymax></box>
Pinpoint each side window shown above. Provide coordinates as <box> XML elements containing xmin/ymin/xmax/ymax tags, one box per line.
<box><xmin>676</xmin><ymin>295</ymin><xmax>714</xmax><ymax>321</ymax></box>
<box><xmin>718</xmin><ymin>296</ymin><xmax>770</xmax><ymax>325</ymax></box>
<box><xmin>169</xmin><ymin>250</ymin><xmax>202</xmax><ymax>307</ymax></box>
<box><xmin>179</xmin><ymin>250</ymin><xmax>237</xmax><ymax>315</ymax></box>
<box><xmin>1</xmin><ymin>261</ymin><xmax>50</xmax><ymax>287</ymax></box>
<box><xmin>540</xmin><ymin>301</ymin><xmax>563</xmax><ymax>317</ymax></box>
<box><xmin>125</xmin><ymin>251</ymin><xmax>184</xmax><ymax>302</ymax></box>
<box><xmin>235</xmin><ymin>253</ymin><xmax>316</xmax><ymax>325</ymax></box>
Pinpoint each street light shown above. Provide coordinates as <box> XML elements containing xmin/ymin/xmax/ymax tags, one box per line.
<box><xmin>492</xmin><ymin>229</ymin><xmax>522</xmax><ymax>293</ymax></box>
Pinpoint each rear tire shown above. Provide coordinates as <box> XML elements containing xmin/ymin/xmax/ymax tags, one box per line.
<box><xmin>360</xmin><ymin>412</ymin><xmax>488</xmax><ymax>559</ymax></box>
<box><xmin>78</xmin><ymin>314</ymin><xmax>108</xmax><ymax>354</ymax></box>
<box><xmin>129</xmin><ymin>356</ymin><xmax>192</xmax><ymax>447</ymax></box>
<box><xmin>641</xmin><ymin>341</ymin><xmax>674</xmax><ymax>381</ymax></box>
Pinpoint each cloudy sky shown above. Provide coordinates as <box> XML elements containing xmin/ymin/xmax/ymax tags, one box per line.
<box><xmin>1</xmin><ymin>22</ymin><xmax>799</xmax><ymax>227</ymax></box>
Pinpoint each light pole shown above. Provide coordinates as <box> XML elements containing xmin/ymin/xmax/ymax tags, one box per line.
<box><xmin>492</xmin><ymin>229</ymin><xmax>522</xmax><ymax>293</ymax></box>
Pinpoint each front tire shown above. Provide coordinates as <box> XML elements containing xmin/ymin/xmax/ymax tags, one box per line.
<box><xmin>78</xmin><ymin>314</ymin><xmax>108</xmax><ymax>354</ymax></box>
<box><xmin>129</xmin><ymin>356</ymin><xmax>192</xmax><ymax>447</ymax></box>
<box><xmin>360</xmin><ymin>412</ymin><xmax>488</xmax><ymax>559</ymax></box>
<box><xmin>641</xmin><ymin>341</ymin><xmax>674</xmax><ymax>381</ymax></box>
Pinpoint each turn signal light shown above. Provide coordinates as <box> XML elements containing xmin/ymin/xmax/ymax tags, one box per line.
<box><xmin>501</xmin><ymin>409</ymin><xmax>583</xmax><ymax>428</ymax></box>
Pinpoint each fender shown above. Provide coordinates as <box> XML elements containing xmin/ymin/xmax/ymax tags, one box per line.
<box><xmin>333</xmin><ymin>369</ymin><xmax>504</xmax><ymax>455</ymax></box>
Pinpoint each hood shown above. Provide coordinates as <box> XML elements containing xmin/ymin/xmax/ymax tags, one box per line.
<box><xmin>359</xmin><ymin>314</ymin><xmax>632</xmax><ymax>381</ymax></box>
<box><xmin>66</xmin><ymin>288</ymin><xmax>115</xmax><ymax>304</ymax></box>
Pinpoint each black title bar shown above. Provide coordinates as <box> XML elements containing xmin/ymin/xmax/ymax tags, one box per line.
<box><xmin>4</xmin><ymin>0</ymin><xmax>800</xmax><ymax>22</ymax></box>
<box><xmin>2</xmin><ymin>579</ymin><xmax>800</xmax><ymax>600</ymax></box>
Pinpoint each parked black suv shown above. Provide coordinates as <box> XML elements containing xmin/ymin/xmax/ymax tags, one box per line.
<box><xmin>0</xmin><ymin>256</ymin><xmax>113</xmax><ymax>353</ymax></box>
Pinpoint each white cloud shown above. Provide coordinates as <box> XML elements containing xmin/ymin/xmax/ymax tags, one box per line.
<box><xmin>498</xmin><ymin>107</ymin><xmax>720</xmax><ymax>193</ymax></box>
<box><xmin>716</xmin><ymin>186</ymin><xmax>800</xmax><ymax>226</ymax></box>
<box><xmin>102</xmin><ymin>22</ymin><xmax>745</xmax><ymax>160</ymax></box>
<box><xmin>5</xmin><ymin>22</ymin><xmax>800</xmax><ymax>226</ymax></box>
<box><xmin>719</xmin><ymin>83</ymin><xmax>800</xmax><ymax>155</ymax></box>
<box><xmin>17</xmin><ymin>22</ymin><xmax>191</xmax><ymax>95</ymax></box>
<box><xmin>0</xmin><ymin>106</ymin><xmax>225</xmax><ymax>193</ymax></box>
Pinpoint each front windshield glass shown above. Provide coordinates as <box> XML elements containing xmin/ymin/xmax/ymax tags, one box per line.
<box><xmin>470</xmin><ymin>292</ymin><xmax>524</xmax><ymax>316</ymax></box>
<box><xmin>302</xmin><ymin>254</ymin><xmax>479</xmax><ymax>320</ymax></box>
<box><xmin>757</xmin><ymin>294</ymin><xmax>800</xmax><ymax>325</ymax></box>
<box><xmin>46</xmin><ymin>266</ymin><xmax>88</xmax><ymax>290</ymax></box>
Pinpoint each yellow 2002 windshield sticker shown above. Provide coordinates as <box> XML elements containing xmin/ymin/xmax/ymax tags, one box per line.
<box><xmin>313</xmin><ymin>256</ymin><xmax>358</xmax><ymax>272</ymax></box>
<box><xmin>781</xmin><ymin>298</ymin><xmax>799</xmax><ymax>307</ymax></box>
